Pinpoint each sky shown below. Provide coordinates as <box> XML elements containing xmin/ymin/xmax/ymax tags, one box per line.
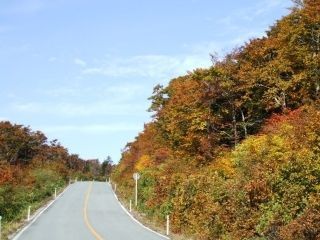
<box><xmin>0</xmin><ymin>0</ymin><xmax>293</xmax><ymax>162</ymax></box>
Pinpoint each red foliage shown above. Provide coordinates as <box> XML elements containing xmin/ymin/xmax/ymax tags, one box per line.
<box><xmin>262</xmin><ymin>108</ymin><xmax>303</xmax><ymax>133</ymax></box>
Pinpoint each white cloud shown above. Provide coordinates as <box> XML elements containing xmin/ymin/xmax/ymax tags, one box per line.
<box><xmin>229</xmin><ymin>30</ymin><xmax>266</xmax><ymax>46</ymax></box>
<box><xmin>40</xmin><ymin>123</ymin><xmax>142</xmax><ymax>133</ymax></box>
<box><xmin>74</xmin><ymin>58</ymin><xmax>87</xmax><ymax>67</ymax></box>
<box><xmin>254</xmin><ymin>0</ymin><xmax>292</xmax><ymax>17</ymax></box>
<box><xmin>213</xmin><ymin>0</ymin><xmax>292</xmax><ymax>36</ymax></box>
<box><xmin>48</xmin><ymin>56</ymin><xmax>57</xmax><ymax>62</ymax></box>
<box><xmin>14</xmin><ymin>103</ymin><xmax>40</xmax><ymax>113</ymax></box>
<box><xmin>12</xmin><ymin>100</ymin><xmax>149</xmax><ymax>117</ymax></box>
<box><xmin>82</xmin><ymin>54</ymin><xmax>211</xmax><ymax>80</ymax></box>
<box><xmin>41</xmin><ymin>87</ymin><xmax>80</xmax><ymax>97</ymax></box>
<box><xmin>103</xmin><ymin>84</ymin><xmax>146</xmax><ymax>99</ymax></box>
<box><xmin>37</xmin><ymin>83</ymin><xmax>147</xmax><ymax>102</ymax></box>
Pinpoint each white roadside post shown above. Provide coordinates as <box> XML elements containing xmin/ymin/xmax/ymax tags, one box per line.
<box><xmin>129</xmin><ymin>200</ymin><xmax>132</xmax><ymax>212</ymax></box>
<box><xmin>0</xmin><ymin>215</ymin><xmax>2</xmax><ymax>240</ymax></box>
<box><xmin>133</xmin><ymin>172</ymin><xmax>140</xmax><ymax>207</ymax></box>
<box><xmin>54</xmin><ymin>188</ymin><xmax>57</xmax><ymax>199</ymax></box>
<box><xmin>27</xmin><ymin>206</ymin><xmax>31</xmax><ymax>221</ymax></box>
<box><xmin>114</xmin><ymin>184</ymin><xmax>117</xmax><ymax>192</ymax></box>
<box><xmin>166</xmin><ymin>215</ymin><xmax>170</xmax><ymax>236</ymax></box>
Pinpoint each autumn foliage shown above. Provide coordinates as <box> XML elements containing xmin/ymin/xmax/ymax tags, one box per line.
<box><xmin>113</xmin><ymin>1</ymin><xmax>320</xmax><ymax>239</ymax></box>
<box><xmin>0</xmin><ymin>122</ymin><xmax>112</xmax><ymax>237</ymax></box>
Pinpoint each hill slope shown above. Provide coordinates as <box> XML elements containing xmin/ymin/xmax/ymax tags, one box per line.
<box><xmin>112</xmin><ymin>1</ymin><xmax>320</xmax><ymax>239</ymax></box>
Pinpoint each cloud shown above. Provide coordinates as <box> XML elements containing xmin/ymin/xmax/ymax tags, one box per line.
<box><xmin>37</xmin><ymin>83</ymin><xmax>147</xmax><ymax>102</ymax></box>
<box><xmin>41</xmin><ymin>87</ymin><xmax>81</xmax><ymax>97</ymax></box>
<box><xmin>229</xmin><ymin>30</ymin><xmax>266</xmax><ymax>46</ymax></box>
<box><xmin>48</xmin><ymin>57</ymin><xmax>57</xmax><ymax>62</ymax></box>
<box><xmin>103</xmin><ymin>84</ymin><xmax>147</xmax><ymax>99</ymax></box>
<box><xmin>74</xmin><ymin>58</ymin><xmax>87</xmax><ymax>67</ymax></box>
<box><xmin>12</xmin><ymin>100</ymin><xmax>149</xmax><ymax>117</ymax></box>
<box><xmin>14</xmin><ymin>103</ymin><xmax>40</xmax><ymax>113</ymax></box>
<box><xmin>82</xmin><ymin>54</ymin><xmax>211</xmax><ymax>80</ymax></box>
<box><xmin>255</xmin><ymin>0</ymin><xmax>292</xmax><ymax>16</ymax></box>
<box><xmin>214</xmin><ymin>0</ymin><xmax>291</xmax><ymax>32</ymax></box>
<box><xmin>40</xmin><ymin>123</ymin><xmax>142</xmax><ymax>133</ymax></box>
<box><xmin>245</xmin><ymin>0</ymin><xmax>292</xmax><ymax>21</ymax></box>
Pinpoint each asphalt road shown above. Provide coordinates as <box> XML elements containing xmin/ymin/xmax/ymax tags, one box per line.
<box><xmin>15</xmin><ymin>181</ymin><xmax>168</xmax><ymax>240</ymax></box>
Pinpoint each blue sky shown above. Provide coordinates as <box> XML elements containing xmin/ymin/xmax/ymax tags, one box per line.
<box><xmin>0</xmin><ymin>0</ymin><xmax>292</xmax><ymax>162</ymax></box>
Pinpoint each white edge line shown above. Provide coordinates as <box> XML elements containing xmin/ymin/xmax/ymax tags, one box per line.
<box><xmin>11</xmin><ymin>184</ymin><xmax>72</xmax><ymax>240</ymax></box>
<box><xmin>108</xmin><ymin>183</ymin><xmax>170</xmax><ymax>240</ymax></box>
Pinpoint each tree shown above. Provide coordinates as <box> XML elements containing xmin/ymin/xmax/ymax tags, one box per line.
<box><xmin>101</xmin><ymin>156</ymin><xmax>113</xmax><ymax>177</ymax></box>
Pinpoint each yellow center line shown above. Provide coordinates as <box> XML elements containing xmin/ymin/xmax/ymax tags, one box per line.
<box><xmin>83</xmin><ymin>182</ymin><xmax>105</xmax><ymax>240</ymax></box>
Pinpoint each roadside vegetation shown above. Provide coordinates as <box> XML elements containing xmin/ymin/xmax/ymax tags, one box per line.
<box><xmin>0</xmin><ymin>121</ymin><xmax>113</xmax><ymax>239</ymax></box>
<box><xmin>112</xmin><ymin>1</ymin><xmax>320</xmax><ymax>239</ymax></box>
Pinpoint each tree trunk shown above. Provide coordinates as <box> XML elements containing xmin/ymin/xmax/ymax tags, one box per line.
<box><xmin>316</xmin><ymin>81</ymin><xmax>319</xmax><ymax>98</ymax></box>
<box><xmin>281</xmin><ymin>91</ymin><xmax>287</xmax><ymax>111</ymax></box>
<box><xmin>232</xmin><ymin>106</ymin><xmax>238</xmax><ymax>148</ymax></box>
<box><xmin>241</xmin><ymin>109</ymin><xmax>248</xmax><ymax>138</ymax></box>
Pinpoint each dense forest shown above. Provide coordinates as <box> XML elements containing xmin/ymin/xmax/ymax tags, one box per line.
<box><xmin>112</xmin><ymin>1</ymin><xmax>320</xmax><ymax>239</ymax></box>
<box><xmin>0</xmin><ymin>122</ymin><xmax>113</xmax><ymax>238</ymax></box>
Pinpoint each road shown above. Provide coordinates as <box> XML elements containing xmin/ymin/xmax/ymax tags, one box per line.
<box><xmin>14</xmin><ymin>181</ymin><xmax>168</xmax><ymax>240</ymax></box>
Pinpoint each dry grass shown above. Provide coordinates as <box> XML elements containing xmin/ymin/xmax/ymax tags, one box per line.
<box><xmin>118</xmin><ymin>198</ymin><xmax>194</xmax><ymax>240</ymax></box>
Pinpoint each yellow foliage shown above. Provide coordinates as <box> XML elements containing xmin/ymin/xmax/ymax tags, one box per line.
<box><xmin>135</xmin><ymin>154</ymin><xmax>152</xmax><ymax>171</ymax></box>
<box><xmin>210</xmin><ymin>154</ymin><xmax>235</xmax><ymax>178</ymax></box>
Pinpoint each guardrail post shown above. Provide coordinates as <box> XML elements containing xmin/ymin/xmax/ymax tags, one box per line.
<box><xmin>27</xmin><ymin>206</ymin><xmax>31</xmax><ymax>221</ymax></box>
<box><xmin>0</xmin><ymin>215</ymin><xmax>2</xmax><ymax>240</ymax></box>
<box><xmin>135</xmin><ymin>177</ymin><xmax>138</xmax><ymax>206</ymax></box>
<box><xmin>166</xmin><ymin>215</ymin><xmax>170</xmax><ymax>236</ymax></box>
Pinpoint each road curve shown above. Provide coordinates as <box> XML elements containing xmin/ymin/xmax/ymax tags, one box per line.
<box><xmin>15</xmin><ymin>181</ymin><xmax>168</xmax><ymax>240</ymax></box>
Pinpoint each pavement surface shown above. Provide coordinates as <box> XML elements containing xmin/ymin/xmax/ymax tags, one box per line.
<box><xmin>15</xmin><ymin>181</ymin><xmax>168</xmax><ymax>240</ymax></box>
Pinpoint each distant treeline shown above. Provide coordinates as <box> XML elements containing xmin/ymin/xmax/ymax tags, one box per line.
<box><xmin>112</xmin><ymin>1</ymin><xmax>320</xmax><ymax>239</ymax></box>
<box><xmin>0</xmin><ymin>121</ymin><xmax>113</xmax><ymax>238</ymax></box>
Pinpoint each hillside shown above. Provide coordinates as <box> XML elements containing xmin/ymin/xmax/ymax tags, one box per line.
<box><xmin>112</xmin><ymin>1</ymin><xmax>320</xmax><ymax>239</ymax></box>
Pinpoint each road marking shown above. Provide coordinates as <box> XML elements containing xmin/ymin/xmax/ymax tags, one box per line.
<box><xmin>12</xmin><ymin>184</ymin><xmax>71</xmax><ymax>240</ymax></box>
<box><xmin>108</xmin><ymin>183</ymin><xmax>170</xmax><ymax>239</ymax></box>
<box><xmin>83</xmin><ymin>182</ymin><xmax>104</xmax><ymax>240</ymax></box>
